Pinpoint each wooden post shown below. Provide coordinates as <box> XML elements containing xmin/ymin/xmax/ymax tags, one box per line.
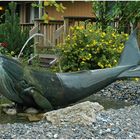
<box><xmin>64</xmin><ymin>17</ymin><xmax>69</xmax><ymax>38</ymax></box>
<box><xmin>44</xmin><ymin>24</ymin><xmax>48</xmax><ymax>47</ymax></box>
<box><xmin>19</xmin><ymin>3</ymin><xmax>24</xmax><ymax>24</ymax></box>
<box><xmin>39</xmin><ymin>0</ymin><xmax>43</xmax><ymax>19</ymax></box>
<box><xmin>33</xmin><ymin>19</ymin><xmax>44</xmax><ymax>47</ymax></box>
<box><xmin>23</xmin><ymin>3</ymin><xmax>26</xmax><ymax>23</ymax></box>
<box><xmin>34</xmin><ymin>19</ymin><xmax>40</xmax><ymax>47</ymax></box>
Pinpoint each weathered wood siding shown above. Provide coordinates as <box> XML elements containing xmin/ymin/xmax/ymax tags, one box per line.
<box><xmin>45</xmin><ymin>1</ymin><xmax>94</xmax><ymax>20</ymax></box>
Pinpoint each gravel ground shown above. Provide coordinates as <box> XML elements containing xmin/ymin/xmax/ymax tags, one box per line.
<box><xmin>0</xmin><ymin>80</ymin><xmax>140</xmax><ymax>139</ymax></box>
<box><xmin>96</xmin><ymin>80</ymin><xmax>140</xmax><ymax>104</ymax></box>
<box><xmin>0</xmin><ymin>105</ymin><xmax>140</xmax><ymax>139</ymax></box>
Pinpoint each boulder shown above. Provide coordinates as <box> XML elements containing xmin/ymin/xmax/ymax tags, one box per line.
<box><xmin>43</xmin><ymin>101</ymin><xmax>104</xmax><ymax>126</ymax></box>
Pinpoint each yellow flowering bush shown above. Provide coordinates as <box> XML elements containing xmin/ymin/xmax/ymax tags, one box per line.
<box><xmin>58</xmin><ymin>25</ymin><xmax>129</xmax><ymax>72</ymax></box>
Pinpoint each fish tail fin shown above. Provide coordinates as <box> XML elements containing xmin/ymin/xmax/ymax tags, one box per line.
<box><xmin>118</xmin><ymin>28</ymin><xmax>140</xmax><ymax>66</ymax></box>
<box><xmin>118</xmin><ymin>28</ymin><xmax>140</xmax><ymax>78</ymax></box>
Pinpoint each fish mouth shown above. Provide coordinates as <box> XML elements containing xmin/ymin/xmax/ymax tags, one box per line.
<box><xmin>0</xmin><ymin>55</ymin><xmax>23</xmax><ymax>81</ymax></box>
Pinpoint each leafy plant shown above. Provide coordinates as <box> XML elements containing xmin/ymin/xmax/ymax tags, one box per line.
<box><xmin>58</xmin><ymin>24</ymin><xmax>128</xmax><ymax>72</ymax></box>
<box><xmin>92</xmin><ymin>1</ymin><xmax>140</xmax><ymax>32</ymax></box>
<box><xmin>0</xmin><ymin>2</ymin><xmax>31</xmax><ymax>57</ymax></box>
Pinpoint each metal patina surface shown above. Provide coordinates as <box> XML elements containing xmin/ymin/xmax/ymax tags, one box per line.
<box><xmin>0</xmin><ymin>29</ymin><xmax>140</xmax><ymax>110</ymax></box>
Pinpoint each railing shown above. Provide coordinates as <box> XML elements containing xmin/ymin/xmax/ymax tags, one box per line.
<box><xmin>20</xmin><ymin>23</ymin><xmax>34</xmax><ymax>31</ymax></box>
<box><xmin>39</xmin><ymin>20</ymin><xmax>64</xmax><ymax>48</ymax></box>
<box><xmin>20</xmin><ymin>16</ymin><xmax>96</xmax><ymax>48</ymax></box>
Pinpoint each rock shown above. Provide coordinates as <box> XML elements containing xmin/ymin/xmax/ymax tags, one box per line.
<box><xmin>43</xmin><ymin>101</ymin><xmax>104</xmax><ymax>126</ymax></box>
<box><xmin>25</xmin><ymin>107</ymin><xmax>39</xmax><ymax>114</ymax></box>
<box><xmin>137</xmin><ymin>90</ymin><xmax>140</xmax><ymax>94</ymax></box>
<box><xmin>106</xmin><ymin>134</ymin><xmax>115</xmax><ymax>139</ymax></box>
<box><xmin>0</xmin><ymin>103</ymin><xmax>16</xmax><ymax>115</ymax></box>
<box><xmin>0</xmin><ymin>103</ymin><xmax>15</xmax><ymax>108</ymax></box>
<box><xmin>27</xmin><ymin>114</ymin><xmax>44</xmax><ymax>122</ymax></box>
<box><xmin>46</xmin><ymin>132</ymin><xmax>53</xmax><ymax>138</ymax></box>
<box><xmin>111</xmin><ymin>127</ymin><xmax>121</xmax><ymax>134</ymax></box>
<box><xmin>3</xmin><ymin>108</ymin><xmax>17</xmax><ymax>115</ymax></box>
<box><xmin>53</xmin><ymin>134</ymin><xmax>58</xmax><ymax>138</ymax></box>
<box><xmin>136</xmin><ymin>135</ymin><xmax>140</xmax><ymax>139</ymax></box>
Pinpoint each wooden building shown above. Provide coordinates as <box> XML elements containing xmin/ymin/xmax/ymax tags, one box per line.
<box><xmin>18</xmin><ymin>1</ymin><xmax>94</xmax><ymax>23</ymax></box>
<box><xmin>16</xmin><ymin>1</ymin><xmax>96</xmax><ymax>48</ymax></box>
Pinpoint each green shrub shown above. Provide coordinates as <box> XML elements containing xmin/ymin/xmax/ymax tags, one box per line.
<box><xmin>58</xmin><ymin>25</ymin><xmax>129</xmax><ymax>72</ymax></box>
<box><xmin>0</xmin><ymin>2</ymin><xmax>32</xmax><ymax>57</ymax></box>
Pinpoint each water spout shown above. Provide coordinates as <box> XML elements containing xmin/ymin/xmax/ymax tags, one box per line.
<box><xmin>18</xmin><ymin>33</ymin><xmax>44</xmax><ymax>59</ymax></box>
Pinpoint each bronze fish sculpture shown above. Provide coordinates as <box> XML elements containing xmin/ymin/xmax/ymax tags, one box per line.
<box><xmin>0</xmin><ymin>29</ymin><xmax>140</xmax><ymax>111</ymax></box>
